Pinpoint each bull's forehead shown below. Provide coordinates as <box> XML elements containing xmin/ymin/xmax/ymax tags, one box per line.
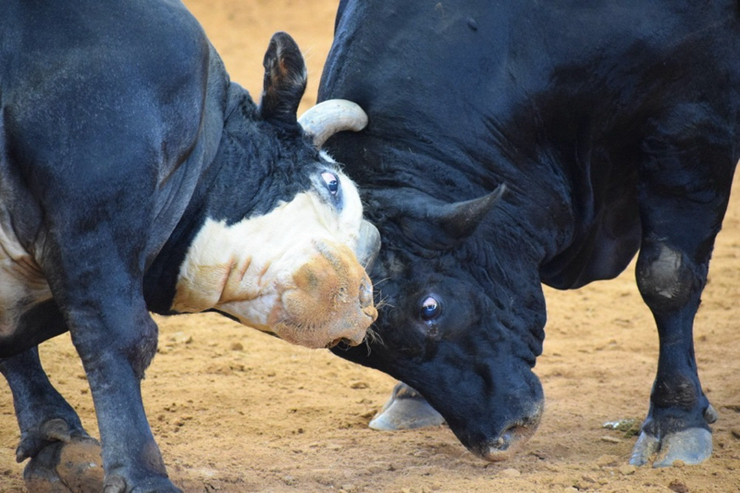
<box><xmin>171</xmin><ymin>170</ymin><xmax>364</xmax><ymax>321</ymax></box>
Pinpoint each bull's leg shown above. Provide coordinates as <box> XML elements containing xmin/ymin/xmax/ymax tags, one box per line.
<box><xmin>0</xmin><ymin>347</ymin><xmax>103</xmax><ymax>492</ymax></box>
<box><xmin>38</xmin><ymin>207</ymin><xmax>179</xmax><ymax>492</ymax></box>
<box><xmin>62</xmin><ymin>295</ymin><xmax>174</xmax><ymax>493</ymax></box>
<box><xmin>631</xmin><ymin>235</ymin><xmax>720</xmax><ymax>467</ymax></box>
<box><xmin>630</xmin><ymin>135</ymin><xmax>736</xmax><ymax>467</ymax></box>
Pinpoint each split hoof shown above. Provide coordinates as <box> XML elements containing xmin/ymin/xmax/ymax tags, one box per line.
<box><xmin>369</xmin><ymin>382</ymin><xmax>445</xmax><ymax>431</ymax></box>
<box><xmin>629</xmin><ymin>427</ymin><xmax>712</xmax><ymax>467</ymax></box>
<box><xmin>24</xmin><ymin>437</ymin><xmax>103</xmax><ymax>493</ymax></box>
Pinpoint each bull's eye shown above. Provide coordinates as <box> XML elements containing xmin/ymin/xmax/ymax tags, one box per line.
<box><xmin>420</xmin><ymin>296</ymin><xmax>441</xmax><ymax>321</ymax></box>
<box><xmin>321</xmin><ymin>171</ymin><xmax>339</xmax><ymax>195</ymax></box>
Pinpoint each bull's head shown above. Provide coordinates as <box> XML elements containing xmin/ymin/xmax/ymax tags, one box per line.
<box><xmin>333</xmin><ymin>184</ymin><xmax>546</xmax><ymax>460</ymax></box>
<box><xmin>171</xmin><ymin>32</ymin><xmax>379</xmax><ymax>349</ymax></box>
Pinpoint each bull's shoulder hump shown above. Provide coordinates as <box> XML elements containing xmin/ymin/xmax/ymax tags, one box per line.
<box><xmin>1</xmin><ymin>0</ymin><xmax>222</xmax><ymax>175</ymax></box>
<box><xmin>2</xmin><ymin>0</ymin><xmax>212</xmax><ymax>98</ymax></box>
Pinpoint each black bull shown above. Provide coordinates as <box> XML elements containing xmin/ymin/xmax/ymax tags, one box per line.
<box><xmin>320</xmin><ymin>0</ymin><xmax>740</xmax><ymax>466</ymax></box>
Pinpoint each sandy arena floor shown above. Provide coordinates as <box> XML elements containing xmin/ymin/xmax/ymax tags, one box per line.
<box><xmin>1</xmin><ymin>1</ymin><xmax>739</xmax><ymax>491</ymax></box>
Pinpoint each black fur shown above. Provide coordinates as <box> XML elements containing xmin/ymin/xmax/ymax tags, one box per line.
<box><xmin>320</xmin><ymin>0</ymin><xmax>740</xmax><ymax>465</ymax></box>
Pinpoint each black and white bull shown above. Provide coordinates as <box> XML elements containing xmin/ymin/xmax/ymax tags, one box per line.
<box><xmin>0</xmin><ymin>0</ymin><xmax>379</xmax><ymax>491</ymax></box>
<box><xmin>320</xmin><ymin>0</ymin><xmax>740</xmax><ymax>467</ymax></box>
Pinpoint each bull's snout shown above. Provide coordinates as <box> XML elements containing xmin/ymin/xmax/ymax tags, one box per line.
<box><xmin>481</xmin><ymin>403</ymin><xmax>544</xmax><ymax>462</ymax></box>
<box><xmin>324</xmin><ymin>274</ymin><xmax>377</xmax><ymax>348</ymax></box>
<box><xmin>272</xmin><ymin>241</ymin><xmax>376</xmax><ymax>349</ymax></box>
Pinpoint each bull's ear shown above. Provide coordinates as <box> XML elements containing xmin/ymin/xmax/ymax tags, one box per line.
<box><xmin>434</xmin><ymin>184</ymin><xmax>506</xmax><ymax>239</ymax></box>
<box><xmin>259</xmin><ymin>31</ymin><xmax>307</xmax><ymax>125</ymax></box>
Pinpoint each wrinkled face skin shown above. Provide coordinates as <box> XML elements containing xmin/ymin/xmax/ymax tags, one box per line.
<box><xmin>173</xmin><ymin>152</ymin><xmax>377</xmax><ymax>349</ymax></box>
<box><xmin>334</xmin><ymin>204</ymin><xmax>546</xmax><ymax>460</ymax></box>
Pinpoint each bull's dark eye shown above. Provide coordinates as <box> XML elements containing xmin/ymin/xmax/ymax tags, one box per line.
<box><xmin>420</xmin><ymin>296</ymin><xmax>441</xmax><ymax>321</ymax></box>
<box><xmin>321</xmin><ymin>171</ymin><xmax>339</xmax><ymax>195</ymax></box>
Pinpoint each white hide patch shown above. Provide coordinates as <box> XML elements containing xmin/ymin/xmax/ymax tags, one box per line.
<box><xmin>0</xmin><ymin>214</ymin><xmax>52</xmax><ymax>336</ymax></box>
<box><xmin>171</xmin><ymin>171</ymin><xmax>365</xmax><ymax>332</ymax></box>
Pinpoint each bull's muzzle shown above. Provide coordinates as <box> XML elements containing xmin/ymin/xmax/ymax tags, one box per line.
<box><xmin>481</xmin><ymin>402</ymin><xmax>544</xmax><ymax>462</ymax></box>
<box><xmin>270</xmin><ymin>241</ymin><xmax>377</xmax><ymax>349</ymax></box>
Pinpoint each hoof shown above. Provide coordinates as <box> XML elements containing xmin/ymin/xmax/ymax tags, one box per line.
<box><xmin>102</xmin><ymin>473</ymin><xmax>182</xmax><ymax>493</ymax></box>
<box><xmin>704</xmin><ymin>403</ymin><xmax>719</xmax><ymax>424</ymax></box>
<box><xmin>369</xmin><ymin>382</ymin><xmax>445</xmax><ymax>431</ymax></box>
<box><xmin>629</xmin><ymin>427</ymin><xmax>712</xmax><ymax>467</ymax></box>
<box><xmin>24</xmin><ymin>437</ymin><xmax>103</xmax><ymax>493</ymax></box>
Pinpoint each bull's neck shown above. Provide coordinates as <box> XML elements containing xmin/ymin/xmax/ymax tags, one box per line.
<box><xmin>143</xmin><ymin>86</ymin><xmax>268</xmax><ymax>314</ymax></box>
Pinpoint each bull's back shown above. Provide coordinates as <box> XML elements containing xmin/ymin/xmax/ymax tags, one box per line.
<box><xmin>322</xmin><ymin>0</ymin><xmax>740</xmax><ymax>183</ymax></box>
<box><xmin>321</xmin><ymin>0</ymin><xmax>740</xmax><ymax>287</ymax></box>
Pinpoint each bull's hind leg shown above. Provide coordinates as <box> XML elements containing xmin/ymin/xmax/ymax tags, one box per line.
<box><xmin>1</xmin><ymin>347</ymin><xmax>103</xmax><ymax>492</ymax></box>
<box><xmin>630</xmin><ymin>128</ymin><xmax>737</xmax><ymax>467</ymax></box>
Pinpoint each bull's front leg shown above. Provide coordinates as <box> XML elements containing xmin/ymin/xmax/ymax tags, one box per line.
<box><xmin>1</xmin><ymin>346</ymin><xmax>103</xmax><ymax>492</ymax></box>
<box><xmin>630</xmin><ymin>120</ymin><xmax>738</xmax><ymax>467</ymax></box>
<box><xmin>40</xmin><ymin>219</ymin><xmax>179</xmax><ymax>492</ymax></box>
<box><xmin>630</xmin><ymin>134</ymin><xmax>735</xmax><ymax>467</ymax></box>
<box><xmin>64</xmin><ymin>295</ymin><xmax>175</xmax><ymax>493</ymax></box>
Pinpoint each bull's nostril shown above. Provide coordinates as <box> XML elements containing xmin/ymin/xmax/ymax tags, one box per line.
<box><xmin>326</xmin><ymin>338</ymin><xmax>342</xmax><ymax>349</ymax></box>
<box><xmin>491</xmin><ymin>435</ymin><xmax>509</xmax><ymax>451</ymax></box>
<box><xmin>359</xmin><ymin>279</ymin><xmax>373</xmax><ymax>307</ymax></box>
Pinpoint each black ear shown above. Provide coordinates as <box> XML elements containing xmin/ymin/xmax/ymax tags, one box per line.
<box><xmin>259</xmin><ymin>32</ymin><xmax>307</xmax><ymax>125</ymax></box>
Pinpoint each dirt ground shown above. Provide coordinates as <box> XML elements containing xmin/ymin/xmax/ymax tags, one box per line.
<box><xmin>2</xmin><ymin>1</ymin><xmax>740</xmax><ymax>492</ymax></box>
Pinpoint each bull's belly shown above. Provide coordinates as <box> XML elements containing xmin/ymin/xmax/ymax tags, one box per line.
<box><xmin>0</xmin><ymin>218</ymin><xmax>52</xmax><ymax>339</ymax></box>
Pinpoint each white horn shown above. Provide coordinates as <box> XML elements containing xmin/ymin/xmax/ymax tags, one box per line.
<box><xmin>298</xmin><ymin>99</ymin><xmax>368</xmax><ymax>147</ymax></box>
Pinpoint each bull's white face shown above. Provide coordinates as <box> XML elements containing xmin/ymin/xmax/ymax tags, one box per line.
<box><xmin>172</xmin><ymin>162</ymin><xmax>377</xmax><ymax>349</ymax></box>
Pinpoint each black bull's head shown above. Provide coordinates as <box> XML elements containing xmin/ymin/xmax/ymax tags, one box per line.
<box><xmin>332</xmin><ymin>184</ymin><xmax>547</xmax><ymax>461</ymax></box>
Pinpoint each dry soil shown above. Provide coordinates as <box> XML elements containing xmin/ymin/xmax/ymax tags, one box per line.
<box><xmin>1</xmin><ymin>1</ymin><xmax>739</xmax><ymax>492</ymax></box>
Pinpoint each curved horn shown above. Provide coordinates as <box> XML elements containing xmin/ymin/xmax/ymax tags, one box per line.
<box><xmin>435</xmin><ymin>184</ymin><xmax>507</xmax><ymax>239</ymax></box>
<box><xmin>298</xmin><ymin>99</ymin><xmax>368</xmax><ymax>147</ymax></box>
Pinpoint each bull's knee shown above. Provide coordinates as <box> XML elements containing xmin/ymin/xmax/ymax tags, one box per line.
<box><xmin>636</xmin><ymin>241</ymin><xmax>701</xmax><ymax>312</ymax></box>
<box><xmin>72</xmin><ymin>310</ymin><xmax>158</xmax><ymax>380</ymax></box>
<box><xmin>126</xmin><ymin>315</ymin><xmax>159</xmax><ymax>379</ymax></box>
